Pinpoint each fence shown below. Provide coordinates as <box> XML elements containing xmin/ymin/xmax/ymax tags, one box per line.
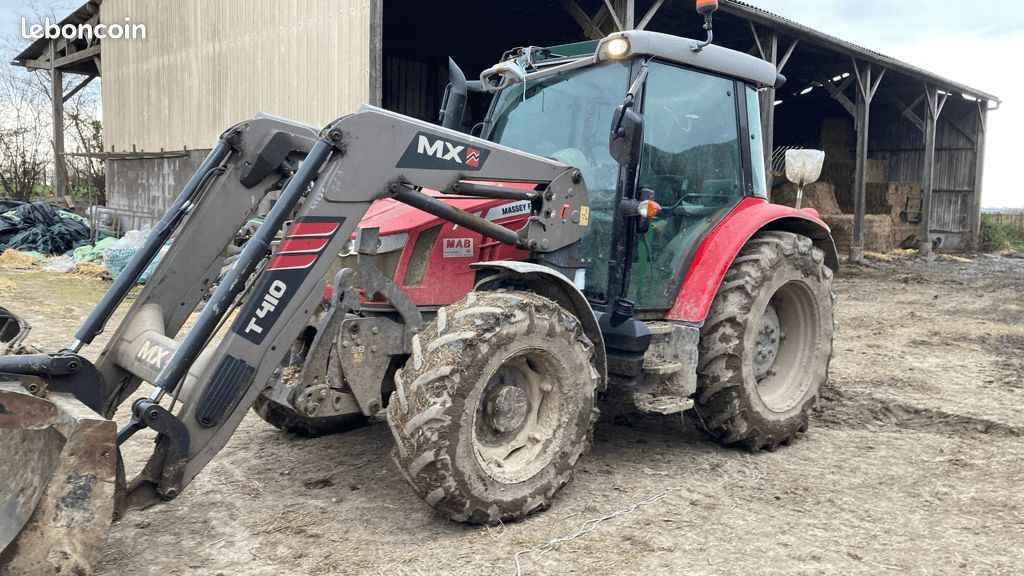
<box><xmin>982</xmin><ymin>211</ymin><xmax>1024</xmax><ymax>236</ymax></box>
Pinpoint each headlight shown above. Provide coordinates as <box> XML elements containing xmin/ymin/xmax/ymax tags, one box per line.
<box><xmin>598</xmin><ymin>36</ymin><xmax>631</xmax><ymax>61</ymax></box>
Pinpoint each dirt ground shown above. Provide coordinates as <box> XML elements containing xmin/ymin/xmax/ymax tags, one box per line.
<box><xmin>2</xmin><ymin>251</ymin><xmax>1022</xmax><ymax>576</ymax></box>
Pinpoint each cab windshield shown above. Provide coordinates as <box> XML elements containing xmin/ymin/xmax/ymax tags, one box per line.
<box><xmin>486</xmin><ymin>61</ymin><xmax>630</xmax><ymax>300</ymax></box>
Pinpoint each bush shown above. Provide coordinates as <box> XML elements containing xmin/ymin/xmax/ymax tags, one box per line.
<box><xmin>980</xmin><ymin>218</ymin><xmax>1024</xmax><ymax>252</ymax></box>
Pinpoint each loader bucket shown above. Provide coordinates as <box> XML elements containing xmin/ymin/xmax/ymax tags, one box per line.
<box><xmin>0</xmin><ymin>381</ymin><xmax>117</xmax><ymax>575</ymax></box>
<box><xmin>0</xmin><ymin>306</ymin><xmax>29</xmax><ymax>355</ymax></box>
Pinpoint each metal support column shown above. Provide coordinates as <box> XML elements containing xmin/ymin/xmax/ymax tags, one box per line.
<box><xmin>919</xmin><ymin>84</ymin><xmax>947</xmax><ymax>256</ymax></box>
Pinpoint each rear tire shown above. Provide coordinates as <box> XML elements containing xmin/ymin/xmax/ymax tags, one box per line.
<box><xmin>387</xmin><ymin>290</ymin><xmax>599</xmax><ymax>524</ymax></box>
<box><xmin>694</xmin><ymin>231</ymin><xmax>834</xmax><ymax>451</ymax></box>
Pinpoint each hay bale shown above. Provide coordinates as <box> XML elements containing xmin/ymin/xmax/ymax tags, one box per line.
<box><xmin>822</xmin><ymin>214</ymin><xmax>894</xmax><ymax>254</ymax></box>
<box><xmin>0</xmin><ymin>249</ymin><xmax>40</xmax><ymax>268</ymax></box>
<box><xmin>866</xmin><ymin>159</ymin><xmax>886</xmax><ymax>184</ymax></box>
<box><xmin>74</xmin><ymin>262</ymin><xmax>109</xmax><ymax>278</ymax></box>
<box><xmin>771</xmin><ymin>182</ymin><xmax>842</xmax><ymax>215</ymax></box>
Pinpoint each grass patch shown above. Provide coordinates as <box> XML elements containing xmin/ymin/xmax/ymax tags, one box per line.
<box><xmin>980</xmin><ymin>216</ymin><xmax>1024</xmax><ymax>252</ymax></box>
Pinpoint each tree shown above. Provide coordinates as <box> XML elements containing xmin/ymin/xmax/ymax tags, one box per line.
<box><xmin>65</xmin><ymin>91</ymin><xmax>105</xmax><ymax>204</ymax></box>
<box><xmin>0</xmin><ymin>0</ymin><xmax>104</xmax><ymax>203</ymax></box>
<box><xmin>0</xmin><ymin>62</ymin><xmax>50</xmax><ymax>201</ymax></box>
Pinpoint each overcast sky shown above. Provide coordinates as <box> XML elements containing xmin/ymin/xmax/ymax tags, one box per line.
<box><xmin>752</xmin><ymin>0</ymin><xmax>1022</xmax><ymax>208</ymax></box>
<box><xmin>2</xmin><ymin>0</ymin><xmax>1021</xmax><ymax>207</ymax></box>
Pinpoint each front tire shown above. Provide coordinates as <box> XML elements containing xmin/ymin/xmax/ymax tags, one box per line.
<box><xmin>387</xmin><ymin>290</ymin><xmax>599</xmax><ymax>524</ymax></box>
<box><xmin>694</xmin><ymin>231</ymin><xmax>834</xmax><ymax>451</ymax></box>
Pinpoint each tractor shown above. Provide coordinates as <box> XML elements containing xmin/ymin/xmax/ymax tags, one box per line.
<box><xmin>0</xmin><ymin>3</ymin><xmax>836</xmax><ymax>573</ymax></box>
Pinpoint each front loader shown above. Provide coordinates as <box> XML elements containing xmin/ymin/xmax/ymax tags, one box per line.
<box><xmin>1</xmin><ymin>4</ymin><xmax>837</xmax><ymax>573</ymax></box>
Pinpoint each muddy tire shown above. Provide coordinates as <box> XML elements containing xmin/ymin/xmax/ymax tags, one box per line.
<box><xmin>387</xmin><ymin>290</ymin><xmax>599</xmax><ymax>524</ymax></box>
<box><xmin>694</xmin><ymin>231</ymin><xmax>834</xmax><ymax>451</ymax></box>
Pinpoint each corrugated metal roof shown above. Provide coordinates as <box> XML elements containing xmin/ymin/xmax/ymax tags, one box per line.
<box><xmin>721</xmin><ymin>0</ymin><xmax>1000</xmax><ymax>103</ymax></box>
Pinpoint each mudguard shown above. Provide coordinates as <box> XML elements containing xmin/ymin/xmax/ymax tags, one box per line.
<box><xmin>667</xmin><ymin>197</ymin><xmax>838</xmax><ymax>323</ymax></box>
<box><xmin>471</xmin><ymin>261</ymin><xmax>608</xmax><ymax>391</ymax></box>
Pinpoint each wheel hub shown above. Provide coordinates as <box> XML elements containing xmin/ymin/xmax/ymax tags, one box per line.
<box><xmin>754</xmin><ymin>303</ymin><xmax>781</xmax><ymax>380</ymax></box>
<box><xmin>485</xmin><ymin>385</ymin><xmax>530</xmax><ymax>434</ymax></box>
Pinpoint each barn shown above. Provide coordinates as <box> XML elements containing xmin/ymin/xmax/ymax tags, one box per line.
<box><xmin>13</xmin><ymin>0</ymin><xmax>999</xmax><ymax>256</ymax></box>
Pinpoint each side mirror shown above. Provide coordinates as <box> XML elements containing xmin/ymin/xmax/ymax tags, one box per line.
<box><xmin>784</xmin><ymin>149</ymin><xmax>825</xmax><ymax>208</ymax></box>
<box><xmin>609</xmin><ymin>104</ymin><xmax>644</xmax><ymax>167</ymax></box>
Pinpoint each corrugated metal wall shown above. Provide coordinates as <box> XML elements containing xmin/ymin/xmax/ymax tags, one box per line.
<box><xmin>100</xmin><ymin>0</ymin><xmax>372</xmax><ymax>152</ymax></box>
<box><xmin>872</xmin><ymin>103</ymin><xmax>980</xmax><ymax>234</ymax></box>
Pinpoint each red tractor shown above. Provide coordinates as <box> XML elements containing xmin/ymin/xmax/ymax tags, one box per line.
<box><xmin>256</xmin><ymin>30</ymin><xmax>838</xmax><ymax>521</ymax></box>
<box><xmin>0</xmin><ymin>5</ymin><xmax>835</xmax><ymax>572</ymax></box>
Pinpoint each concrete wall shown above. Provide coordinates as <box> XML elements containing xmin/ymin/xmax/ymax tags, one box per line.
<box><xmin>105</xmin><ymin>150</ymin><xmax>209</xmax><ymax>221</ymax></box>
<box><xmin>100</xmin><ymin>0</ymin><xmax>373</xmax><ymax>153</ymax></box>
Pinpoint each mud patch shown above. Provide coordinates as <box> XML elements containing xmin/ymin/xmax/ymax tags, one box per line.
<box><xmin>817</xmin><ymin>386</ymin><xmax>1023</xmax><ymax>438</ymax></box>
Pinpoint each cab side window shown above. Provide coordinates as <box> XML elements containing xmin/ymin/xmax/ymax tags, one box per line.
<box><xmin>630</xmin><ymin>62</ymin><xmax>742</xmax><ymax>309</ymax></box>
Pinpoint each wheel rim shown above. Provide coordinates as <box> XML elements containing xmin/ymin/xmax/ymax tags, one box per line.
<box><xmin>754</xmin><ymin>281</ymin><xmax>819</xmax><ymax>412</ymax></box>
<box><xmin>472</xmin><ymin>350</ymin><xmax>563</xmax><ymax>484</ymax></box>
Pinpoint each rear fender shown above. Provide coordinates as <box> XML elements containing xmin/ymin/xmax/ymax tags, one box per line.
<box><xmin>667</xmin><ymin>197</ymin><xmax>838</xmax><ymax>324</ymax></box>
<box><xmin>471</xmin><ymin>262</ymin><xmax>608</xmax><ymax>391</ymax></box>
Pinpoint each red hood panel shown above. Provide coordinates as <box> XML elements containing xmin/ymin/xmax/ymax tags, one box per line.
<box><xmin>358</xmin><ymin>183</ymin><xmax>537</xmax><ymax>235</ymax></box>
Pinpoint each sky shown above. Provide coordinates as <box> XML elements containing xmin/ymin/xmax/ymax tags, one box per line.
<box><xmin>752</xmin><ymin>0</ymin><xmax>1024</xmax><ymax>208</ymax></box>
<box><xmin>1</xmin><ymin>0</ymin><xmax>1022</xmax><ymax>207</ymax></box>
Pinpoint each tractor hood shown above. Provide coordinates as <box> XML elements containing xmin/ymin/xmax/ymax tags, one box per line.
<box><xmin>356</xmin><ymin>182</ymin><xmax>537</xmax><ymax>236</ymax></box>
<box><xmin>341</xmin><ymin>183</ymin><xmax>537</xmax><ymax>308</ymax></box>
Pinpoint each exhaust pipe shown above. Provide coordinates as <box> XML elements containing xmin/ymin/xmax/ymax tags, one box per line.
<box><xmin>439</xmin><ymin>57</ymin><xmax>468</xmax><ymax>130</ymax></box>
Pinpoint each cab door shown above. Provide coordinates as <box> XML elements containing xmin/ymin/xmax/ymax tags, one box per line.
<box><xmin>627</xmin><ymin>61</ymin><xmax>761</xmax><ymax>310</ymax></box>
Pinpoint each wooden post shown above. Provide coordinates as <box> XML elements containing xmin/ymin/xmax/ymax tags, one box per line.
<box><xmin>919</xmin><ymin>84</ymin><xmax>947</xmax><ymax>255</ymax></box>
<box><xmin>749</xmin><ymin>23</ymin><xmax>798</xmax><ymax>191</ymax></box>
<box><xmin>851</xmin><ymin>89</ymin><xmax>868</xmax><ymax>262</ymax></box>
<box><xmin>758</xmin><ymin>31</ymin><xmax>778</xmax><ymax>169</ymax></box>
<box><xmin>850</xmin><ymin>60</ymin><xmax>885</xmax><ymax>262</ymax></box>
<box><xmin>611</xmin><ymin>0</ymin><xmax>634</xmax><ymax>29</ymax></box>
<box><xmin>50</xmin><ymin>41</ymin><xmax>66</xmax><ymax>198</ymax></box>
<box><xmin>969</xmin><ymin>101</ymin><xmax>988</xmax><ymax>245</ymax></box>
<box><xmin>369</xmin><ymin>0</ymin><xmax>382</xmax><ymax>107</ymax></box>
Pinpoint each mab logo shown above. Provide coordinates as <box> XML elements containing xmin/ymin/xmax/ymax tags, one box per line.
<box><xmin>398</xmin><ymin>131</ymin><xmax>490</xmax><ymax>171</ymax></box>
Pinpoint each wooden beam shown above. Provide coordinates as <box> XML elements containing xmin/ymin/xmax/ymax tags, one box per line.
<box><xmin>636</xmin><ymin>0</ymin><xmax>665</xmax><ymax>30</ymax></box>
<box><xmin>868</xmin><ymin>67</ymin><xmax>886</xmax><ymax>100</ymax></box>
<box><xmin>749</xmin><ymin>21</ymin><xmax>766</xmax><ymax>59</ymax></box>
<box><xmin>603</xmin><ymin>0</ymin><xmax>623</xmax><ymax>31</ymax></box>
<box><xmin>969</xmin><ymin>101</ymin><xmax>988</xmax><ymax>243</ymax></box>
<box><xmin>561</xmin><ymin>0</ymin><xmax>606</xmax><ymax>40</ymax></box>
<box><xmin>850</xmin><ymin>91</ymin><xmax>870</xmax><ymax>262</ymax></box>
<box><xmin>777</xmin><ymin>38</ymin><xmax>799</xmax><ymax>72</ymax></box>
<box><xmin>50</xmin><ymin>42</ymin><xmax>67</xmax><ymax>198</ymax></box>
<box><xmin>888</xmin><ymin>93</ymin><xmax>924</xmax><ymax>132</ymax></box>
<box><xmin>919</xmin><ymin>83</ymin><xmax>943</xmax><ymax>255</ymax></box>
<box><xmin>849</xmin><ymin>60</ymin><xmax>881</xmax><ymax>263</ymax></box>
<box><xmin>759</xmin><ymin>31</ymin><xmax>778</xmax><ymax>174</ymax></box>
<box><xmin>943</xmin><ymin>113</ymin><xmax>977</xmax><ymax>145</ymax></box>
<box><xmin>369</xmin><ymin>0</ymin><xmax>382</xmax><ymax>107</ymax></box>
<box><xmin>613</xmin><ymin>0</ymin><xmax>634</xmax><ymax>29</ymax></box>
<box><xmin>62</xmin><ymin>74</ymin><xmax>95</xmax><ymax>102</ymax></box>
<box><xmin>52</xmin><ymin>44</ymin><xmax>102</xmax><ymax>70</ymax></box>
<box><xmin>818</xmin><ymin>74</ymin><xmax>856</xmax><ymax>118</ymax></box>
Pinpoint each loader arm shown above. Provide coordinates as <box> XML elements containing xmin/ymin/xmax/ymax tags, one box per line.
<box><xmin>118</xmin><ymin>105</ymin><xmax>590</xmax><ymax>510</ymax></box>
<box><xmin>1</xmin><ymin>103</ymin><xmax>591</xmax><ymax>573</ymax></box>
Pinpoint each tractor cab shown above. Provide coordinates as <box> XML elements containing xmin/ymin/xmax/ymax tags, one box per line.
<box><xmin>467</xmin><ymin>30</ymin><xmax>781</xmax><ymax>313</ymax></box>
